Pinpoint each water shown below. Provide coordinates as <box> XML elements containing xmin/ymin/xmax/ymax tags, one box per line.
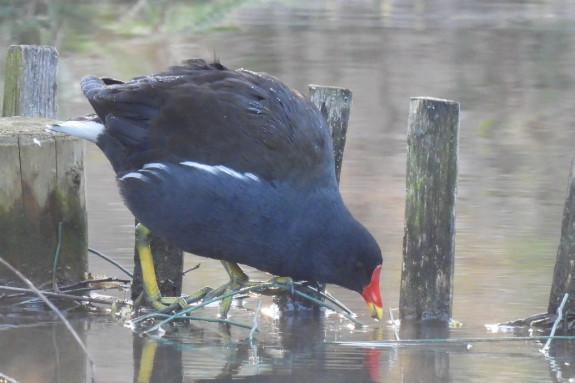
<box><xmin>2</xmin><ymin>1</ymin><xmax>575</xmax><ymax>382</ymax></box>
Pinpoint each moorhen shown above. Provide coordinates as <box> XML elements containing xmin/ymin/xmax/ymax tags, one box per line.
<box><xmin>49</xmin><ymin>59</ymin><xmax>383</xmax><ymax>319</ymax></box>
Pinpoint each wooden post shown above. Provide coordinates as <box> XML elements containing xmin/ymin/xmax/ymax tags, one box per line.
<box><xmin>309</xmin><ymin>85</ymin><xmax>352</xmax><ymax>184</ymax></box>
<box><xmin>3</xmin><ymin>45</ymin><xmax>58</xmax><ymax>118</ymax></box>
<box><xmin>271</xmin><ymin>85</ymin><xmax>353</xmax><ymax>314</ymax></box>
<box><xmin>547</xmin><ymin>157</ymin><xmax>575</xmax><ymax>315</ymax></box>
<box><xmin>400</xmin><ymin>97</ymin><xmax>460</xmax><ymax>324</ymax></box>
<box><xmin>0</xmin><ymin>45</ymin><xmax>87</xmax><ymax>287</ymax></box>
<box><xmin>0</xmin><ymin>118</ymin><xmax>87</xmax><ymax>286</ymax></box>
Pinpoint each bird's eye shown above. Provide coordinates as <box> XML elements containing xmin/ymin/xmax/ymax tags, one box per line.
<box><xmin>355</xmin><ymin>261</ymin><xmax>364</xmax><ymax>271</ymax></box>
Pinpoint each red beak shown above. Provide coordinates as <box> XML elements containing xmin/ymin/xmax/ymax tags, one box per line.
<box><xmin>361</xmin><ymin>265</ymin><xmax>383</xmax><ymax>320</ymax></box>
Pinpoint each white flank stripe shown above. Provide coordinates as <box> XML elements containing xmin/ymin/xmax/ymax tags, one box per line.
<box><xmin>180</xmin><ymin>161</ymin><xmax>260</xmax><ymax>182</ymax></box>
<box><xmin>143</xmin><ymin>163</ymin><xmax>169</xmax><ymax>171</ymax></box>
<box><xmin>245</xmin><ymin>173</ymin><xmax>259</xmax><ymax>181</ymax></box>
<box><xmin>215</xmin><ymin>165</ymin><xmax>246</xmax><ymax>179</ymax></box>
<box><xmin>48</xmin><ymin>120</ymin><xmax>104</xmax><ymax>143</ymax></box>
<box><xmin>180</xmin><ymin>161</ymin><xmax>218</xmax><ymax>175</ymax></box>
<box><xmin>119</xmin><ymin>172</ymin><xmax>148</xmax><ymax>182</ymax></box>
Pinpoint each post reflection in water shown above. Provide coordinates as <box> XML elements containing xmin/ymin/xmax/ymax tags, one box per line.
<box><xmin>397</xmin><ymin>324</ymin><xmax>453</xmax><ymax>383</ymax></box>
<box><xmin>0</xmin><ymin>312</ymin><xmax>88</xmax><ymax>383</ymax></box>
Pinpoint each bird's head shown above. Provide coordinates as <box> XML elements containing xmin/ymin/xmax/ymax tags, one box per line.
<box><xmin>318</xmin><ymin>218</ymin><xmax>383</xmax><ymax>320</ymax></box>
<box><xmin>289</xmin><ymin>189</ymin><xmax>383</xmax><ymax>320</ymax></box>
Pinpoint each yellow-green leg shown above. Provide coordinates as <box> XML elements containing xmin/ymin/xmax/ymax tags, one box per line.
<box><xmin>136</xmin><ymin>224</ymin><xmax>207</xmax><ymax>310</ymax></box>
<box><xmin>136</xmin><ymin>224</ymin><xmax>293</xmax><ymax>316</ymax></box>
<box><xmin>136</xmin><ymin>224</ymin><xmax>165</xmax><ymax>310</ymax></box>
<box><xmin>201</xmin><ymin>261</ymin><xmax>249</xmax><ymax>317</ymax></box>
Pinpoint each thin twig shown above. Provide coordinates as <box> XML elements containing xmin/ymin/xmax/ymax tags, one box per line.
<box><xmin>183</xmin><ymin>263</ymin><xmax>201</xmax><ymax>275</ymax></box>
<box><xmin>52</xmin><ymin>222</ymin><xmax>63</xmax><ymax>293</ymax></box>
<box><xmin>389</xmin><ymin>307</ymin><xmax>400</xmax><ymax>340</ymax></box>
<box><xmin>137</xmin><ymin>280</ymin><xmax>365</xmax><ymax>333</ymax></box>
<box><xmin>88</xmin><ymin>247</ymin><xmax>133</xmax><ymax>278</ymax></box>
<box><xmin>541</xmin><ymin>293</ymin><xmax>569</xmax><ymax>353</ymax></box>
<box><xmin>337</xmin><ymin>334</ymin><xmax>575</xmax><ymax>348</ymax></box>
<box><xmin>249</xmin><ymin>300</ymin><xmax>262</xmax><ymax>341</ymax></box>
<box><xmin>297</xmin><ymin>283</ymin><xmax>354</xmax><ymax>315</ymax></box>
<box><xmin>0</xmin><ymin>285</ymin><xmax>116</xmax><ymax>305</ymax></box>
<box><xmin>0</xmin><ymin>372</ymin><xmax>21</xmax><ymax>383</ymax></box>
<box><xmin>59</xmin><ymin>277</ymin><xmax>131</xmax><ymax>291</ymax></box>
<box><xmin>0</xmin><ymin>256</ymin><xmax>97</xmax><ymax>382</ymax></box>
<box><xmin>139</xmin><ymin>312</ymin><xmax>255</xmax><ymax>330</ymax></box>
<box><xmin>138</xmin><ymin>283</ymin><xmax>277</xmax><ymax>332</ymax></box>
<box><xmin>292</xmin><ymin>289</ymin><xmax>365</xmax><ymax>327</ymax></box>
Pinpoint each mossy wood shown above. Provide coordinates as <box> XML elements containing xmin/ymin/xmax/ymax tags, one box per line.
<box><xmin>548</xmin><ymin>157</ymin><xmax>575</xmax><ymax>315</ymax></box>
<box><xmin>2</xmin><ymin>45</ymin><xmax>58</xmax><ymax>119</ymax></box>
<box><xmin>400</xmin><ymin>97</ymin><xmax>460</xmax><ymax>324</ymax></box>
<box><xmin>0</xmin><ymin>117</ymin><xmax>87</xmax><ymax>286</ymax></box>
<box><xmin>1</xmin><ymin>45</ymin><xmax>86</xmax><ymax>287</ymax></box>
<box><xmin>309</xmin><ymin>84</ymin><xmax>352</xmax><ymax>184</ymax></box>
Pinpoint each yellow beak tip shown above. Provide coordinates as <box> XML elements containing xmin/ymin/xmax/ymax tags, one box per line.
<box><xmin>368</xmin><ymin>303</ymin><xmax>384</xmax><ymax>321</ymax></box>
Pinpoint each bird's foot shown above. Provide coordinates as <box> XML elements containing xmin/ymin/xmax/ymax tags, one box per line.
<box><xmin>265</xmin><ymin>276</ymin><xmax>295</xmax><ymax>295</ymax></box>
<box><xmin>135</xmin><ymin>293</ymin><xmax>187</xmax><ymax>312</ymax></box>
<box><xmin>202</xmin><ymin>268</ymin><xmax>251</xmax><ymax>318</ymax></box>
<box><xmin>200</xmin><ymin>261</ymin><xmax>297</xmax><ymax>318</ymax></box>
<box><xmin>135</xmin><ymin>283</ymin><xmax>213</xmax><ymax>312</ymax></box>
<box><xmin>135</xmin><ymin>223</ymin><xmax>213</xmax><ymax>312</ymax></box>
<box><xmin>203</xmin><ymin>277</ymin><xmax>297</xmax><ymax>318</ymax></box>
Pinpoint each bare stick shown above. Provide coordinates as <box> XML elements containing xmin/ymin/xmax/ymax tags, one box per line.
<box><xmin>541</xmin><ymin>293</ymin><xmax>569</xmax><ymax>353</ymax></box>
<box><xmin>249</xmin><ymin>300</ymin><xmax>262</xmax><ymax>341</ymax></box>
<box><xmin>52</xmin><ymin>222</ymin><xmax>63</xmax><ymax>292</ymax></box>
<box><xmin>89</xmin><ymin>247</ymin><xmax>133</xmax><ymax>278</ymax></box>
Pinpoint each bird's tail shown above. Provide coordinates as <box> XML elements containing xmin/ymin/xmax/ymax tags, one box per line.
<box><xmin>47</xmin><ymin>114</ymin><xmax>104</xmax><ymax>143</ymax></box>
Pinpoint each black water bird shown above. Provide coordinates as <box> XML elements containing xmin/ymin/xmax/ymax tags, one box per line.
<box><xmin>49</xmin><ymin>59</ymin><xmax>383</xmax><ymax>319</ymax></box>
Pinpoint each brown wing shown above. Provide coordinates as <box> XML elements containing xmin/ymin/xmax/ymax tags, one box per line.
<box><xmin>83</xmin><ymin>59</ymin><xmax>336</xmax><ymax>188</ymax></box>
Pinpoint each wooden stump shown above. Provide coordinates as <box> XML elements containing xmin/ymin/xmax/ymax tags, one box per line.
<box><xmin>400</xmin><ymin>97</ymin><xmax>460</xmax><ymax>324</ymax></box>
<box><xmin>0</xmin><ymin>117</ymin><xmax>87</xmax><ymax>286</ymax></box>
<box><xmin>548</xmin><ymin>157</ymin><xmax>575</xmax><ymax>315</ymax></box>
<box><xmin>309</xmin><ymin>85</ymin><xmax>353</xmax><ymax>184</ymax></box>
<box><xmin>2</xmin><ymin>45</ymin><xmax>58</xmax><ymax>119</ymax></box>
<box><xmin>499</xmin><ymin>150</ymin><xmax>575</xmax><ymax>330</ymax></box>
<box><xmin>271</xmin><ymin>85</ymin><xmax>353</xmax><ymax>314</ymax></box>
<box><xmin>0</xmin><ymin>45</ymin><xmax>87</xmax><ymax>287</ymax></box>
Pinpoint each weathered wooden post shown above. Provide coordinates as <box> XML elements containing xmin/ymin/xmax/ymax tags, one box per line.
<box><xmin>271</xmin><ymin>85</ymin><xmax>353</xmax><ymax>313</ymax></box>
<box><xmin>309</xmin><ymin>85</ymin><xmax>352</xmax><ymax>184</ymax></box>
<box><xmin>3</xmin><ymin>45</ymin><xmax>58</xmax><ymax>118</ymax></box>
<box><xmin>547</xmin><ymin>157</ymin><xmax>575</xmax><ymax>316</ymax></box>
<box><xmin>400</xmin><ymin>97</ymin><xmax>460</xmax><ymax>324</ymax></box>
<box><xmin>0</xmin><ymin>45</ymin><xmax>87</xmax><ymax>287</ymax></box>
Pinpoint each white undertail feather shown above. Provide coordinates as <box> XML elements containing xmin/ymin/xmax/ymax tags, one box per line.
<box><xmin>48</xmin><ymin>120</ymin><xmax>104</xmax><ymax>143</ymax></box>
